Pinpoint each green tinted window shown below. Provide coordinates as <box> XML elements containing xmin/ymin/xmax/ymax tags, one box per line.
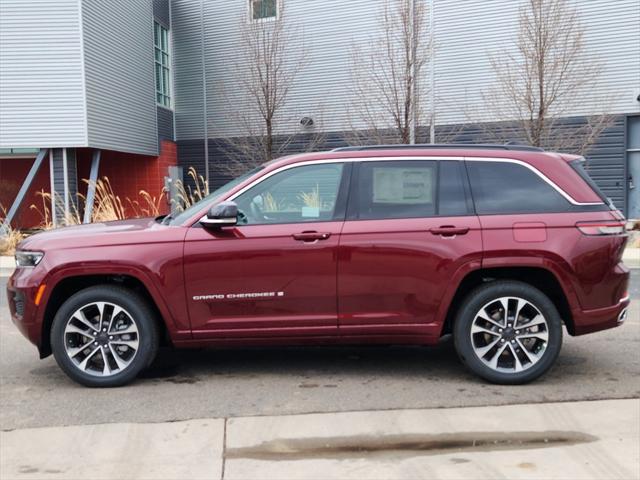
<box><xmin>154</xmin><ymin>22</ymin><xmax>171</xmax><ymax>108</ymax></box>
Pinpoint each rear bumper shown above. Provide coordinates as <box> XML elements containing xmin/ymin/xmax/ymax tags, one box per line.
<box><xmin>571</xmin><ymin>296</ymin><xmax>630</xmax><ymax>335</ymax></box>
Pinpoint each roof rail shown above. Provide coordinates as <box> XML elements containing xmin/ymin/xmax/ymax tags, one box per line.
<box><xmin>331</xmin><ymin>143</ymin><xmax>544</xmax><ymax>153</ymax></box>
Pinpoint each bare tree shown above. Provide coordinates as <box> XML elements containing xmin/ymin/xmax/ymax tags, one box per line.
<box><xmin>480</xmin><ymin>0</ymin><xmax>613</xmax><ymax>154</ymax></box>
<box><xmin>347</xmin><ymin>0</ymin><xmax>430</xmax><ymax>145</ymax></box>
<box><xmin>216</xmin><ymin>5</ymin><xmax>324</xmax><ymax>176</ymax></box>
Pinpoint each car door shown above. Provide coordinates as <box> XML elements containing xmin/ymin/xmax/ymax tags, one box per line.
<box><xmin>337</xmin><ymin>159</ymin><xmax>482</xmax><ymax>339</ymax></box>
<box><xmin>184</xmin><ymin>161</ymin><xmax>350</xmax><ymax>339</ymax></box>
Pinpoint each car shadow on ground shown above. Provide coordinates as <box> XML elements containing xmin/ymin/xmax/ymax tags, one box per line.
<box><xmin>139</xmin><ymin>336</ymin><xmax>470</xmax><ymax>382</ymax></box>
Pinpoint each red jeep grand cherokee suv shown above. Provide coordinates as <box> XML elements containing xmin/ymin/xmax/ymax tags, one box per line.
<box><xmin>7</xmin><ymin>145</ymin><xmax>630</xmax><ymax>387</ymax></box>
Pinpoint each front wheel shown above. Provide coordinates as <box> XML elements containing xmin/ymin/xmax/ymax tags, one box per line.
<box><xmin>51</xmin><ymin>285</ymin><xmax>159</xmax><ymax>387</ymax></box>
<box><xmin>453</xmin><ymin>281</ymin><xmax>563</xmax><ymax>384</ymax></box>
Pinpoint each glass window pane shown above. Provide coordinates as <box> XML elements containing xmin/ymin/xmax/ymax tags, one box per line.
<box><xmin>235</xmin><ymin>164</ymin><xmax>344</xmax><ymax>225</ymax></box>
<box><xmin>162</xmin><ymin>68</ymin><xmax>170</xmax><ymax>97</ymax></box>
<box><xmin>155</xmin><ymin>64</ymin><xmax>162</xmax><ymax>91</ymax></box>
<box><xmin>467</xmin><ymin>162</ymin><xmax>570</xmax><ymax>214</ymax></box>
<box><xmin>252</xmin><ymin>0</ymin><xmax>277</xmax><ymax>19</ymax></box>
<box><xmin>162</xmin><ymin>28</ymin><xmax>168</xmax><ymax>50</ymax></box>
<box><xmin>438</xmin><ymin>161</ymin><xmax>469</xmax><ymax>216</ymax></box>
<box><xmin>355</xmin><ymin>161</ymin><xmax>437</xmax><ymax>220</ymax></box>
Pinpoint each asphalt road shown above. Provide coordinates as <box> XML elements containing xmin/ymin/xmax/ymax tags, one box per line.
<box><xmin>1</xmin><ymin>271</ymin><xmax>638</xmax><ymax>431</ymax></box>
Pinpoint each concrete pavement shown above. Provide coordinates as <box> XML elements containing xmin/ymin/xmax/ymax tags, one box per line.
<box><xmin>2</xmin><ymin>399</ymin><xmax>638</xmax><ymax>480</ymax></box>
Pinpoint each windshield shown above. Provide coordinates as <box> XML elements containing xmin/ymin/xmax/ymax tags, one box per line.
<box><xmin>169</xmin><ymin>166</ymin><xmax>264</xmax><ymax>225</ymax></box>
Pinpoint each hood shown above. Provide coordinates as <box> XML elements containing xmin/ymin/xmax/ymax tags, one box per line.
<box><xmin>18</xmin><ymin>217</ymin><xmax>166</xmax><ymax>252</ymax></box>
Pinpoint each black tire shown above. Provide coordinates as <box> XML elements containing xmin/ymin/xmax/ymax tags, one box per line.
<box><xmin>51</xmin><ymin>285</ymin><xmax>159</xmax><ymax>387</ymax></box>
<box><xmin>453</xmin><ymin>280</ymin><xmax>563</xmax><ymax>385</ymax></box>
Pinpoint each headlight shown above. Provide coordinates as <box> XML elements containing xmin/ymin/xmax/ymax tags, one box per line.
<box><xmin>15</xmin><ymin>251</ymin><xmax>44</xmax><ymax>267</ymax></box>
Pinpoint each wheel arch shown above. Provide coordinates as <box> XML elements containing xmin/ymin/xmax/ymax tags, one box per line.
<box><xmin>441</xmin><ymin>266</ymin><xmax>576</xmax><ymax>337</ymax></box>
<box><xmin>39</xmin><ymin>274</ymin><xmax>171</xmax><ymax>358</ymax></box>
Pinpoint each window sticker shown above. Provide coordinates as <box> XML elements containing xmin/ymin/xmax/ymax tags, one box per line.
<box><xmin>373</xmin><ymin>168</ymin><xmax>434</xmax><ymax>204</ymax></box>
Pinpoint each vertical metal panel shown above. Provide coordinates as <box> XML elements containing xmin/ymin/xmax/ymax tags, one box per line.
<box><xmin>0</xmin><ymin>0</ymin><xmax>87</xmax><ymax>148</ymax></box>
<box><xmin>82</xmin><ymin>0</ymin><xmax>158</xmax><ymax>155</ymax></box>
<box><xmin>157</xmin><ymin>106</ymin><xmax>175</xmax><ymax>143</ymax></box>
<box><xmin>171</xmin><ymin>0</ymin><xmax>206</xmax><ymax>141</ymax></box>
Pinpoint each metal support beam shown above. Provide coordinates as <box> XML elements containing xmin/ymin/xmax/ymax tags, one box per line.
<box><xmin>83</xmin><ymin>150</ymin><xmax>101</xmax><ymax>223</ymax></box>
<box><xmin>1</xmin><ymin>148</ymin><xmax>48</xmax><ymax>232</ymax></box>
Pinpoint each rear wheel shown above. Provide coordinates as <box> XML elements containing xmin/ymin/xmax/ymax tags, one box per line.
<box><xmin>453</xmin><ymin>280</ymin><xmax>562</xmax><ymax>384</ymax></box>
<box><xmin>51</xmin><ymin>285</ymin><xmax>159</xmax><ymax>387</ymax></box>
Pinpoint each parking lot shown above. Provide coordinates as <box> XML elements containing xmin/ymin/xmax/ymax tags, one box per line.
<box><xmin>1</xmin><ymin>271</ymin><xmax>638</xmax><ymax>432</ymax></box>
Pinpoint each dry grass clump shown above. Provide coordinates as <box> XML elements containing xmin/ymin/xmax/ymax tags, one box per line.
<box><xmin>171</xmin><ymin>167</ymin><xmax>208</xmax><ymax>213</ymax></box>
<box><xmin>0</xmin><ymin>205</ymin><xmax>25</xmax><ymax>256</ymax></box>
<box><xmin>27</xmin><ymin>177</ymin><xmax>166</xmax><ymax>230</ymax></box>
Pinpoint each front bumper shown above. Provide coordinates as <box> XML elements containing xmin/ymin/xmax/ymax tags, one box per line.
<box><xmin>6</xmin><ymin>267</ymin><xmax>46</xmax><ymax>348</ymax></box>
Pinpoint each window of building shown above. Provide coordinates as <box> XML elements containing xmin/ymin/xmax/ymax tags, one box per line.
<box><xmin>467</xmin><ymin>161</ymin><xmax>570</xmax><ymax>214</ymax></box>
<box><xmin>234</xmin><ymin>163</ymin><xmax>344</xmax><ymax>225</ymax></box>
<box><xmin>154</xmin><ymin>22</ymin><xmax>171</xmax><ymax>108</ymax></box>
<box><xmin>250</xmin><ymin>0</ymin><xmax>278</xmax><ymax>21</ymax></box>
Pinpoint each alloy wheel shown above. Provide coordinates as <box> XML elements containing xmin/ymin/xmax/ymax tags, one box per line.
<box><xmin>469</xmin><ymin>296</ymin><xmax>549</xmax><ymax>373</ymax></box>
<box><xmin>63</xmin><ymin>302</ymin><xmax>139</xmax><ymax>377</ymax></box>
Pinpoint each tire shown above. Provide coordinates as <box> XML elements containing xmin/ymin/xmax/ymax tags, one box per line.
<box><xmin>453</xmin><ymin>280</ymin><xmax>562</xmax><ymax>385</ymax></box>
<box><xmin>51</xmin><ymin>285</ymin><xmax>159</xmax><ymax>387</ymax></box>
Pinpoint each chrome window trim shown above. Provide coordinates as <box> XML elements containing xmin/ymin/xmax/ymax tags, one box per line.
<box><xmin>195</xmin><ymin>155</ymin><xmax>602</xmax><ymax>223</ymax></box>
<box><xmin>225</xmin><ymin>156</ymin><xmax>603</xmax><ymax>207</ymax></box>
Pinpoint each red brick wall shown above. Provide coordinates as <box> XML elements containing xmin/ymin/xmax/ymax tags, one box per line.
<box><xmin>0</xmin><ymin>156</ymin><xmax>51</xmax><ymax>229</ymax></box>
<box><xmin>2</xmin><ymin>141</ymin><xmax>177</xmax><ymax>229</ymax></box>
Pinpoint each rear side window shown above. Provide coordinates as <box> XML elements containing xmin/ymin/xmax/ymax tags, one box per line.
<box><xmin>350</xmin><ymin>160</ymin><xmax>471</xmax><ymax>220</ymax></box>
<box><xmin>569</xmin><ymin>160</ymin><xmax>612</xmax><ymax>208</ymax></box>
<box><xmin>354</xmin><ymin>161</ymin><xmax>437</xmax><ymax>220</ymax></box>
<box><xmin>467</xmin><ymin>161</ymin><xmax>570</xmax><ymax>215</ymax></box>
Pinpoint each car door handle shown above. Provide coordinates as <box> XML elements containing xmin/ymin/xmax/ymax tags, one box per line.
<box><xmin>292</xmin><ymin>231</ymin><xmax>332</xmax><ymax>242</ymax></box>
<box><xmin>430</xmin><ymin>226</ymin><xmax>470</xmax><ymax>237</ymax></box>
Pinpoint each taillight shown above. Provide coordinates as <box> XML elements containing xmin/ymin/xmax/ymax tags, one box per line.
<box><xmin>576</xmin><ymin>221</ymin><xmax>626</xmax><ymax>236</ymax></box>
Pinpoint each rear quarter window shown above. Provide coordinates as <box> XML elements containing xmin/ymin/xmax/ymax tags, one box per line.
<box><xmin>467</xmin><ymin>161</ymin><xmax>570</xmax><ymax>215</ymax></box>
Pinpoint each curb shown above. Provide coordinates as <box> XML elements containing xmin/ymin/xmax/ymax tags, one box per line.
<box><xmin>623</xmin><ymin>247</ymin><xmax>640</xmax><ymax>268</ymax></box>
<box><xmin>0</xmin><ymin>256</ymin><xmax>15</xmax><ymax>277</ymax></box>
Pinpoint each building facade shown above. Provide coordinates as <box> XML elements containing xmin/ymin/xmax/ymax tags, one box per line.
<box><xmin>1</xmin><ymin>0</ymin><xmax>639</xmax><ymax>229</ymax></box>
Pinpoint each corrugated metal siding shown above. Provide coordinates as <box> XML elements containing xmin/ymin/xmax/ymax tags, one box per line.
<box><xmin>157</xmin><ymin>106</ymin><xmax>175</xmax><ymax>143</ymax></box>
<box><xmin>434</xmin><ymin>0</ymin><xmax>640</xmax><ymax>125</ymax></box>
<box><xmin>172</xmin><ymin>0</ymin><xmax>639</xmax><ymax>140</ymax></box>
<box><xmin>171</xmin><ymin>0</ymin><xmax>206</xmax><ymax>141</ymax></box>
<box><xmin>82</xmin><ymin>0</ymin><xmax>158</xmax><ymax>155</ymax></box>
<box><xmin>180</xmin><ymin>113</ymin><xmax>627</xmax><ymax>212</ymax></box>
<box><xmin>153</xmin><ymin>0</ymin><xmax>170</xmax><ymax>27</ymax></box>
<box><xmin>0</xmin><ymin>0</ymin><xmax>87</xmax><ymax>148</ymax></box>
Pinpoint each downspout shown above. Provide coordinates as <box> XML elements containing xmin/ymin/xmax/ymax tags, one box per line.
<box><xmin>200</xmin><ymin>0</ymin><xmax>210</xmax><ymax>187</ymax></box>
<box><xmin>429</xmin><ymin>0</ymin><xmax>435</xmax><ymax>144</ymax></box>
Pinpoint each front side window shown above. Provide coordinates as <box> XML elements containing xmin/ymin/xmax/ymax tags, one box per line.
<box><xmin>467</xmin><ymin>161</ymin><xmax>570</xmax><ymax>214</ymax></box>
<box><xmin>154</xmin><ymin>22</ymin><xmax>171</xmax><ymax>108</ymax></box>
<box><xmin>234</xmin><ymin>163</ymin><xmax>344</xmax><ymax>225</ymax></box>
<box><xmin>250</xmin><ymin>0</ymin><xmax>278</xmax><ymax>21</ymax></box>
<box><xmin>353</xmin><ymin>161</ymin><xmax>437</xmax><ymax>220</ymax></box>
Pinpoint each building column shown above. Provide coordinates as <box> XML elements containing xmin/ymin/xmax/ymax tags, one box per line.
<box><xmin>49</xmin><ymin>148</ymin><xmax>78</xmax><ymax>227</ymax></box>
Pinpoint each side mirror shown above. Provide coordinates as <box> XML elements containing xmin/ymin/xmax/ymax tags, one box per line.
<box><xmin>200</xmin><ymin>201</ymin><xmax>238</xmax><ymax>228</ymax></box>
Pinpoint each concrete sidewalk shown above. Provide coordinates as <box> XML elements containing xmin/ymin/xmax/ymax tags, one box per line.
<box><xmin>1</xmin><ymin>399</ymin><xmax>638</xmax><ymax>480</ymax></box>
